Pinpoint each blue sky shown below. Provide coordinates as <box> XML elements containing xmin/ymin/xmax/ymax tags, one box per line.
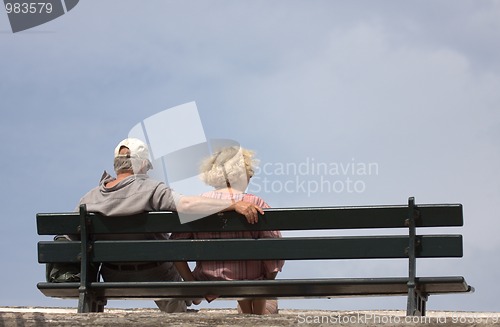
<box><xmin>1</xmin><ymin>0</ymin><xmax>499</xmax><ymax>312</ymax></box>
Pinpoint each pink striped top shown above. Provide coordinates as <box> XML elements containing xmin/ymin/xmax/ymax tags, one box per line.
<box><xmin>170</xmin><ymin>192</ymin><xmax>284</xmax><ymax>281</ymax></box>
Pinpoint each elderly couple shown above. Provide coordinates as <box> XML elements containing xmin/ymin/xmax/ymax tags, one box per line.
<box><xmin>77</xmin><ymin>138</ymin><xmax>284</xmax><ymax>315</ymax></box>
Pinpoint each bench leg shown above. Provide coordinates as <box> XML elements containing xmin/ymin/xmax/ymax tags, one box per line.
<box><xmin>78</xmin><ymin>288</ymin><xmax>104</xmax><ymax>313</ymax></box>
<box><xmin>77</xmin><ymin>290</ymin><xmax>90</xmax><ymax>313</ymax></box>
<box><xmin>407</xmin><ymin>288</ymin><xmax>427</xmax><ymax>316</ymax></box>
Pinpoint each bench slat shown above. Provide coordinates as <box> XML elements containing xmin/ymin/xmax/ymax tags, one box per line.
<box><xmin>38</xmin><ymin>235</ymin><xmax>463</xmax><ymax>263</ymax></box>
<box><xmin>37</xmin><ymin>276</ymin><xmax>472</xmax><ymax>299</ymax></box>
<box><xmin>38</xmin><ymin>241</ymin><xmax>80</xmax><ymax>263</ymax></box>
<box><xmin>36</xmin><ymin>204</ymin><xmax>463</xmax><ymax>235</ymax></box>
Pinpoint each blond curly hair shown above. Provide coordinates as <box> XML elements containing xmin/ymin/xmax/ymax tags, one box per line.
<box><xmin>199</xmin><ymin>146</ymin><xmax>258</xmax><ymax>189</ymax></box>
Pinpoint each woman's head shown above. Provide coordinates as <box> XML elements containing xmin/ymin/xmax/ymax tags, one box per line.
<box><xmin>200</xmin><ymin>146</ymin><xmax>258</xmax><ymax>191</ymax></box>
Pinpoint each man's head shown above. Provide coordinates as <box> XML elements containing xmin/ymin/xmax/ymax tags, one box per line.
<box><xmin>113</xmin><ymin>138</ymin><xmax>153</xmax><ymax>174</ymax></box>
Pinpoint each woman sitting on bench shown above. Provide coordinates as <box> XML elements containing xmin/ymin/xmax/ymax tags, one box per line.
<box><xmin>171</xmin><ymin>146</ymin><xmax>284</xmax><ymax>315</ymax></box>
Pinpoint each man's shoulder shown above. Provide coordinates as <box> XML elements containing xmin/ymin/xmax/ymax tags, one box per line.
<box><xmin>134</xmin><ymin>175</ymin><xmax>174</xmax><ymax>193</ymax></box>
<box><xmin>77</xmin><ymin>185</ymin><xmax>102</xmax><ymax>208</ymax></box>
<box><xmin>135</xmin><ymin>175</ymin><xmax>165</xmax><ymax>187</ymax></box>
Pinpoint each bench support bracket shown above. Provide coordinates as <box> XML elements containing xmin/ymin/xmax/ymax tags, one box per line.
<box><xmin>77</xmin><ymin>204</ymin><xmax>103</xmax><ymax>313</ymax></box>
<box><xmin>406</xmin><ymin>197</ymin><xmax>427</xmax><ymax>316</ymax></box>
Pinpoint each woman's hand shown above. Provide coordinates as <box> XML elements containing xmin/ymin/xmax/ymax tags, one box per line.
<box><xmin>233</xmin><ymin>201</ymin><xmax>264</xmax><ymax>224</ymax></box>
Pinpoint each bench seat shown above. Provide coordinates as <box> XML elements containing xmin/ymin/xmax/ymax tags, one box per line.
<box><xmin>38</xmin><ymin>276</ymin><xmax>472</xmax><ymax>299</ymax></box>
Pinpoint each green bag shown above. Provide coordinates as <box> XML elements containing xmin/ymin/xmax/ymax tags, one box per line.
<box><xmin>46</xmin><ymin>262</ymin><xmax>80</xmax><ymax>283</ymax></box>
<box><xmin>45</xmin><ymin>235</ymin><xmax>81</xmax><ymax>283</ymax></box>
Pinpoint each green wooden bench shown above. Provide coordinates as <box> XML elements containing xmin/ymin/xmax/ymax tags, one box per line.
<box><xmin>36</xmin><ymin>197</ymin><xmax>473</xmax><ymax>315</ymax></box>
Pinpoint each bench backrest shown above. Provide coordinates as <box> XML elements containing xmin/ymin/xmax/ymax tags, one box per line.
<box><xmin>37</xmin><ymin>197</ymin><xmax>464</xmax><ymax>264</ymax></box>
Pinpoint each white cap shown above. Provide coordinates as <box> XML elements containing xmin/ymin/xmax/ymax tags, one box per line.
<box><xmin>114</xmin><ymin>138</ymin><xmax>153</xmax><ymax>169</ymax></box>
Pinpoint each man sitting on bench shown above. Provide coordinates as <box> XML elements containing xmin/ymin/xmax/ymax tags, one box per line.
<box><xmin>76</xmin><ymin>138</ymin><xmax>264</xmax><ymax>312</ymax></box>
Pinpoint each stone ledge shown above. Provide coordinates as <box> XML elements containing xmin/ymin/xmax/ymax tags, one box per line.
<box><xmin>1</xmin><ymin>307</ymin><xmax>499</xmax><ymax>327</ymax></box>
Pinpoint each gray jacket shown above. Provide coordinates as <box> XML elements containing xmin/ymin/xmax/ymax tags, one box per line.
<box><xmin>78</xmin><ymin>171</ymin><xmax>181</xmax><ymax>216</ymax></box>
<box><xmin>76</xmin><ymin>171</ymin><xmax>181</xmax><ymax>240</ymax></box>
